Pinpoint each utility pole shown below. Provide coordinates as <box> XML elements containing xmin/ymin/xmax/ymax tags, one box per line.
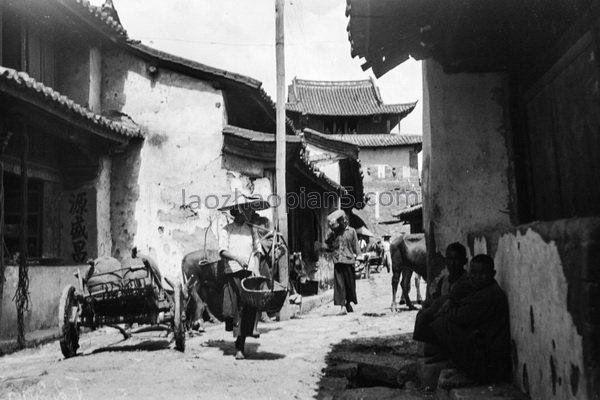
<box><xmin>275</xmin><ymin>0</ymin><xmax>290</xmax><ymax>319</ymax></box>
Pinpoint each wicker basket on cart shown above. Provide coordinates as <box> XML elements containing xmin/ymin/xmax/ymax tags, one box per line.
<box><xmin>240</xmin><ymin>276</ymin><xmax>288</xmax><ymax>313</ymax></box>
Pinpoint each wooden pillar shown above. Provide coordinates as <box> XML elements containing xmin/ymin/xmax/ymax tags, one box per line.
<box><xmin>0</xmin><ymin>122</ymin><xmax>14</xmax><ymax>330</ymax></box>
<box><xmin>275</xmin><ymin>0</ymin><xmax>290</xmax><ymax>319</ymax></box>
<box><xmin>16</xmin><ymin>122</ymin><xmax>29</xmax><ymax>348</ymax></box>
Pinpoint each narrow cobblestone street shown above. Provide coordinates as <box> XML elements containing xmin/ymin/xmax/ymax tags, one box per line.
<box><xmin>0</xmin><ymin>272</ymin><xmax>425</xmax><ymax>400</ymax></box>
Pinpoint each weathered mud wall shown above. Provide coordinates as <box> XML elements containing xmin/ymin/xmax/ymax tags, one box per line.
<box><xmin>102</xmin><ymin>50</ymin><xmax>275</xmax><ymax>279</ymax></box>
<box><xmin>495</xmin><ymin>218</ymin><xmax>600</xmax><ymax>400</ymax></box>
<box><xmin>421</xmin><ymin>59</ymin><xmax>514</xmax><ymax>280</ymax></box>
<box><xmin>0</xmin><ymin>266</ymin><xmax>80</xmax><ymax>338</ymax></box>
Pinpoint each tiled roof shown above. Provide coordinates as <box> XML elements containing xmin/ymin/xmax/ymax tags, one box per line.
<box><xmin>392</xmin><ymin>203</ymin><xmax>423</xmax><ymax>219</ymax></box>
<box><xmin>286</xmin><ymin>78</ymin><xmax>416</xmax><ymax>117</ymax></box>
<box><xmin>327</xmin><ymin>133</ymin><xmax>422</xmax><ymax>148</ymax></box>
<box><xmin>302</xmin><ymin>129</ymin><xmax>359</xmax><ymax>159</ymax></box>
<box><xmin>129</xmin><ymin>43</ymin><xmax>262</xmax><ymax>88</ymax></box>
<box><xmin>294</xmin><ymin>155</ymin><xmax>348</xmax><ymax>195</ymax></box>
<box><xmin>222</xmin><ymin>125</ymin><xmax>301</xmax><ymax>163</ymax></box>
<box><xmin>222</xmin><ymin>125</ymin><xmax>300</xmax><ymax>142</ymax></box>
<box><xmin>304</xmin><ymin>129</ymin><xmax>420</xmax><ymax>151</ymax></box>
<box><xmin>0</xmin><ymin>67</ymin><xmax>141</xmax><ymax>139</ymax></box>
<box><xmin>300</xmin><ymin>129</ymin><xmax>366</xmax><ymax>208</ymax></box>
<box><xmin>221</xmin><ymin>125</ymin><xmax>346</xmax><ymax>195</ymax></box>
<box><xmin>60</xmin><ymin>0</ymin><xmax>128</xmax><ymax>38</ymax></box>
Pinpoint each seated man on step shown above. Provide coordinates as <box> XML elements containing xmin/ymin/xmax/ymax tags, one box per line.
<box><xmin>430</xmin><ymin>254</ymin><xmax>511</xmax><ymax>383</ymax></box>
<box><xmin>413</xmin><ymin>242</ymin><xmax>473</xmax><ymax>345</ymax></box>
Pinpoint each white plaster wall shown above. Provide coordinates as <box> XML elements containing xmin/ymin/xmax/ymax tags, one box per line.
<box><xmin>359</xmin><ymin>147</ymin><xmax>411</xmax><ymax>169</ymax></box>
<box><xmin>422</xmin><ymin>59</ymin><xmax>513</xmax><ymax>264</ymax></box>
<box><xmin>103</xmin><ymin>52</ymin><xmax>227</xmax><ymax>279</ymax></box>
<box><xmin>103</xmin><ymin>51</ymin><xmax>271</xmax><ymax>280</ymax></box>
<box><xmin>1</xmin><ymin>266</ymin><xmax>80</xmax><ymax>338</ymax></box>
<box><xmin>96</xmin><ymin>157</ymin><xmax>111</xmax><ymax>257</ymax></box>
<box><xmin>305</xmin><ymin>144</ymin><xmax>342</xmax><ymax>185</ymax></box>
<box><xmin>495</xmin><ymin>229</ymin><xmax>588</xmax><ymax>400</ymax></box>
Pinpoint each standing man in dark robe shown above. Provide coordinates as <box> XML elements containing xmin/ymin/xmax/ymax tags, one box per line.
<box><xmin>322</xmin><ymin>210</ymin><xmax>360</xmax><ymax>313</ymax></box>
<box><xmin>431</xmin><ymin>254</ymin><xmax>511</xmax><ymax>382</ymax></box>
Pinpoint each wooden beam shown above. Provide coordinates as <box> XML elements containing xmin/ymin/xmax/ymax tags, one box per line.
<box><xmin>17</xmin><ymin>121</ymin><xmax>28</xmax><ymax>348</ymax></box>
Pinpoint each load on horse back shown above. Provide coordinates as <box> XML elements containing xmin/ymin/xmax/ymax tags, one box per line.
<box><xmin>390</xmin><ymin>233</ymin><xmax>427</xmax><ymax>311</ymax></box>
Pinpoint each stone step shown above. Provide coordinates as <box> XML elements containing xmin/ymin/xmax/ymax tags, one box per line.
<box><xmin>328</xmin><ymin>386</ymin><xmax>434</xmax><ymax>400</ymax></box>
<box><xmin>317</xmin><ymin>376</ymin><xmax>351</xmax><ymax>396</ymax></box>
<box><xmin>436</xmin><ymin>384</ymin><xmax>529</xmax><ymax>400</ymax></box>
<box><xmin>416</xmin><ymin>357</ymin><xmax>451</xmax><ymax>390</ymax></box>
<box><xmin>437</xmin><ymin>368</ymin><xmax>477</xmax><ymax>391</ymax></box>
<box><xmin>435</xmin><ymin>369</ymin><xmax>528</xmax><ymax>400</ymax></box>
<box><xmin>324</xmin><ymin>362</ymin><xmax>358</xmax><ymax>380</ymax></box>
<box><xmin>330</xmin><ymin>351</ymin><xmax>417</xmax><ymax>387</ymax></box>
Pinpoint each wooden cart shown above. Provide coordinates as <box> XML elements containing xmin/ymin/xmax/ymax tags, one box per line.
<box><xmin>58</xmin><ymin>258</ymin><xmax>185</xmax><ymax>358</ymax></box>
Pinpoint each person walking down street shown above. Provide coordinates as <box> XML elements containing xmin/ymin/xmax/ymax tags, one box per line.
<box><xmin>218</xmin><ymin>195</ymin><xmax>270</xmax><ymax>360</ymax></box>
<box><xmin>382</xmin><ymin>235</ymin><xmax>392</xmax><ymax>273</ymax></box>
<box><xmin>322</xmin><ymin>210</ymin><xmax>360</xmax><ymax>313</ymax></box>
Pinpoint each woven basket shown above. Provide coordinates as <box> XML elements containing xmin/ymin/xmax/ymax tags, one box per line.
<box><xmin>240</xmin><ymin>276</ymin><xmax>288</xmax><ymax>313</ymax></box>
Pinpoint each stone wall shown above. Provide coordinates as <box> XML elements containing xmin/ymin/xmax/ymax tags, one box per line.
<box><xmin>421</xmin><ymin>59</ymin><xmax>514</xmax><ymax>278</ymax></box>
<box><xmin>494</xmin><ymin>218</ymin><xmax>600</xmax><ymax>400</ymax></box>
<box><xmin>1</xmin><ymin>266</ymin><xmax>81</xmax><ymax>338</ymax></box>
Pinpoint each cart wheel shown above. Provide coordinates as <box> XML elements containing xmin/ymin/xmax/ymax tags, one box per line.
<box><xmin>173</xmin><ymin>282</ymin><xmax>185</xmax><ymax>352</ymax></box>
<box><xmin>58</xmin><ymin>285</ymin><xmax>80</xmax><ymax>358</ymax></box>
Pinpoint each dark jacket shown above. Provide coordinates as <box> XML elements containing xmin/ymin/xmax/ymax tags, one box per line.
<box><xmin>325</xmin><ymin>226</ymin><xmax>360</xmax><ymax>265</ymax></box>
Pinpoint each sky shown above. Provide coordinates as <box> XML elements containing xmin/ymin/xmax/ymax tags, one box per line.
<box><xmin>105</xmin><ymin>0</ymin><xmax>423</xmax><ymax>135</ymax></box>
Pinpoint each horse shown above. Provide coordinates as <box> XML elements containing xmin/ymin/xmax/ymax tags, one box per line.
<box><xmin>390</xmin><ymin>233</ymin><xmax>427</xmax><ymax>311</ymax></box>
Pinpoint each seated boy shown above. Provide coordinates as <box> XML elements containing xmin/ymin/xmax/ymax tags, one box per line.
<box><xmin>430</xmin><ymin>254</ymin><xmax>511</xmax><ymax>382</ymax></box>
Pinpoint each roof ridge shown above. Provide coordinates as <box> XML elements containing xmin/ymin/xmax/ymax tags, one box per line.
<box><xmin>385</xmin><ymin>100</ymin><xmax>418</xmax><ymax>107</ymax></box>
<box><xmin>293</xmin><ymin>78</ymin><xmax>373</xmax><ymax>87</ymax></box>
<box><xmin>369</xmin><ymin>76</ymin><xmax>383</xmax><ymax>104</ymax></box>
<box><xmin>331</xmin><ymin>133</ymin><xmax>423</xmax><ymax>138</ymax></box>
<box><xmin>129</xmin><ymin>42</ymin><xmax>263</xmax><ymax>89</ymax></box>
<box><xmin>292</xmin><ymin>76</ymin><xmax>299</xmax><ymax>102</ymax></box>
<box><xmin>60</xmin><ymin>0</ymin><xmax>128</xmax><ymax>38</ymax></box>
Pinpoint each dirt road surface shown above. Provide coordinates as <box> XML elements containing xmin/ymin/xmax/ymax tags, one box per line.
<box><xmin>0</xmin><ymin>272</ymin><xmax>424</xmax><ymax>400</ymax></box>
